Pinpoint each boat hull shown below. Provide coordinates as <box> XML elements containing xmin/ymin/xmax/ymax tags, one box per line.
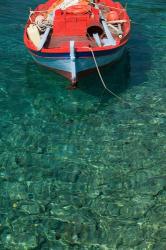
<box><xmin>30</xmin><ymin>45</ymin><xmax>125</xmax><ymax>82</ymax></box>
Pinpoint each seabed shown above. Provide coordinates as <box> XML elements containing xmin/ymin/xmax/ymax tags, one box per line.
<box><xmin>0</xmin><ymin>0</ymin><xmax>165</xmax><ymax>249</ymax></box>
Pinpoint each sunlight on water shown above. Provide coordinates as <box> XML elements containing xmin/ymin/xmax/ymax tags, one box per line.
<box><xmin>0</xmin><ymin>0</ymin><xmax>165</xmax><ymax>249</ymax></box>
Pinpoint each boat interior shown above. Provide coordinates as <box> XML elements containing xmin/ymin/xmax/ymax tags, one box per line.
<box><xmin>25</xmin><ymin>0</ymin><xmax>130</xmax><ymax>51</ymax></box>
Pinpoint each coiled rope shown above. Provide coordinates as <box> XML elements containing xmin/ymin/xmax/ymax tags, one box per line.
<box><xmin>28</xmin><ymin>10</ymin><xmax>53</xmax><ymax>32</ymax></box>
<box><xmin>89</xmin><ymin>47</ymin><xmax>130</xmax><ymax>105</ymax></box>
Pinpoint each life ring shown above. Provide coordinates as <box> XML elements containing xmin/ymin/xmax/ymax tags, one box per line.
<box><xmin>66</xmin><ymin>4</ymin><xmax>91</xmax><ymax>15</ymax></box>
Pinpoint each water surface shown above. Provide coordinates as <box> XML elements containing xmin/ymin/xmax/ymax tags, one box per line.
<box><xmin>0</xmin><ymin>0</ymin><xmax>166</xmax><ymax>249</ymax></box>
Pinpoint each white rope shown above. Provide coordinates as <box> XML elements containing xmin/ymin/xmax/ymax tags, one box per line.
<box><xmin>94</xmin><ymin>3</ymin><xmax>126</xmax><ymax>12</ymax></box>
<box><xmin>28</xmin><ymin>10</ymin><xmax>53</xmax><ymax>32</ymax></box>
<box><xmin>30</xmin><ymin>10</ymin><xmax>48</xmax><ymax>13</ymax></box>
<box><xmin>89</xmin><ymin>47</ymin><xmax>129</xmax><ymax>104</ymax></box>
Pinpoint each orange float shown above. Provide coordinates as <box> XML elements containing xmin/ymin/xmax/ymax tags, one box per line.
<box><xmin>66</xmin><ymin>4</ymin><xmax>91</xmax><ymax>15</ymax></box>
<box><xmin>47</xmin><ymin>0</ymin><xmax>64</xmax><ymax>14</ymax></box>
<box><xmin>80</xmin><ymin>0</ymin><xmax>89</xmax><ymax>5</ymax></box>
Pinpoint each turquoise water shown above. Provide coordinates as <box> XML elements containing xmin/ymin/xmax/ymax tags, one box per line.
<box><xmin>0</xmin><ymin>0</ymin><xmax>166</xmax><ymax>249</ymax></box>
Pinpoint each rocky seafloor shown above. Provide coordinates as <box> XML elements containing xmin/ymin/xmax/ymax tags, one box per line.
<box><xmin>0</xmin><ymin>0</ymin><xmax>166</xmax><ymax>249</ymax></box>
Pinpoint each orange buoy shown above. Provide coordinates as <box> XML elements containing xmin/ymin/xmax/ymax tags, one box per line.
<box><xmin>66</xmin><ymin>4</ymin><xmax>91</xmax><ymax>15</ymax></box>
<box><xmin>106</xmin><ymin>11</ymin><xmax>119</xmax><ymax>21</ymax></box>
<box><xmin>80</xmin><ymin>0</ymin><xmax>89</xmax><ymax>5</ymax></box>
<box><xmin>47</xmin><ymin>0</ymin><xmax>64</xmax><ymax>15</ymax></box>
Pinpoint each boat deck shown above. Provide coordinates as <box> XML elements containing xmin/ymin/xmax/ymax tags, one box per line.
<box><xmin>45</xmin><ymin>35</ymin><xmax>97</xmax><ymax>49</ymax></box>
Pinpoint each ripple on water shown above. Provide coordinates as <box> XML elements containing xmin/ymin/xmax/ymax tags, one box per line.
<box><xmin>0</xmin><ymin>0</ymin><xmax>166</xmax><ymax>249</ymax></box>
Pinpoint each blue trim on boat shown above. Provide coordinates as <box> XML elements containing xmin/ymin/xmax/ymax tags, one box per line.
<box><xmin>30</xmin><ymin>46</ymin><xmax>122</xmax><ymax>59</ymax></box>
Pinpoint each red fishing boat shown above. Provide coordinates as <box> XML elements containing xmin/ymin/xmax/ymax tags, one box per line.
<box><xmin>24</xmin><ymin>0</ymin><xmax>130</xmax><ymax>87</ymax></box>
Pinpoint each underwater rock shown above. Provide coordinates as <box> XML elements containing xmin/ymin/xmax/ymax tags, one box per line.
<box><xmin>5</xmin><ymin>182</ymin><xmax>27</xmax><ymax>200</ymax></box>
<box><xmin>152</xmin><ymin>241</ymin><xmax>166</xmax><ymax>250</ymax></box>
<box><xmin>1</xmin><ymin>231</ymin><xmax>37</xmax><ymax>249</ymax></box>
<box><xmin>119</xmin><ymin>226</ymin><xmax>143</xmax><ymax>248</ymax></box>
<box><xmin>20</xmin><ymin>202</ymin><xmax>40</xmax><ymax>215</ymax></box>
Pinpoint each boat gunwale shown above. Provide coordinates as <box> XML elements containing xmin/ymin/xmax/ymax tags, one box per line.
<box><xmin>29</xmin><ymin>37</ymin><xmax>129</xmax><ymax>59</ymax></box>
<box><xmin>24</xmin><ymin>30</ymin><xmax>130</xmax><ymax>55</ymax></box>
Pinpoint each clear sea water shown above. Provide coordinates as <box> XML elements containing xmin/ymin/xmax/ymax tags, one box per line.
<box><xmin>0</xmin><ymin>0</ymin><xmax>166</xmax><ymax>249</ymax></box>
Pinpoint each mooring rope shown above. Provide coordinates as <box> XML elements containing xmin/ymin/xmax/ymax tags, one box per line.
<box><xmin>89</xmin><ymin>47</ymin><xmax>130</xmax><ymax>105</ymax></box>
<box><xmin>88</xmin><ymin>47</ymin><xmax>156</xmax><ymax>120</ymax></box>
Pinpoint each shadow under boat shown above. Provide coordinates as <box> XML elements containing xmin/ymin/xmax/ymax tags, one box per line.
<box><xmin>25</xmin><ymin>48</ymin><xmax>131</xmax><ymax>102</ymax></box>
<box><xmin>78</xmin><ymin>48</ymin><xmax>131</xmax><ymax>99</ymax></box>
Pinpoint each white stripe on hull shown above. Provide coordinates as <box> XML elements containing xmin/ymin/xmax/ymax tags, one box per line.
<box><xmin>32</xmin><ymin>46</ymin><xmax>125</xmax><ymax>74</ymax></box>
<box><xmin>77</xmin><ymin>47</ymin><xmax>125</xmax><ymax>72</ymax></box>
<box><xmin>32</xmin><ymin>46</ymin><xmax>125</xmax><ymax>83</ymax></box>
